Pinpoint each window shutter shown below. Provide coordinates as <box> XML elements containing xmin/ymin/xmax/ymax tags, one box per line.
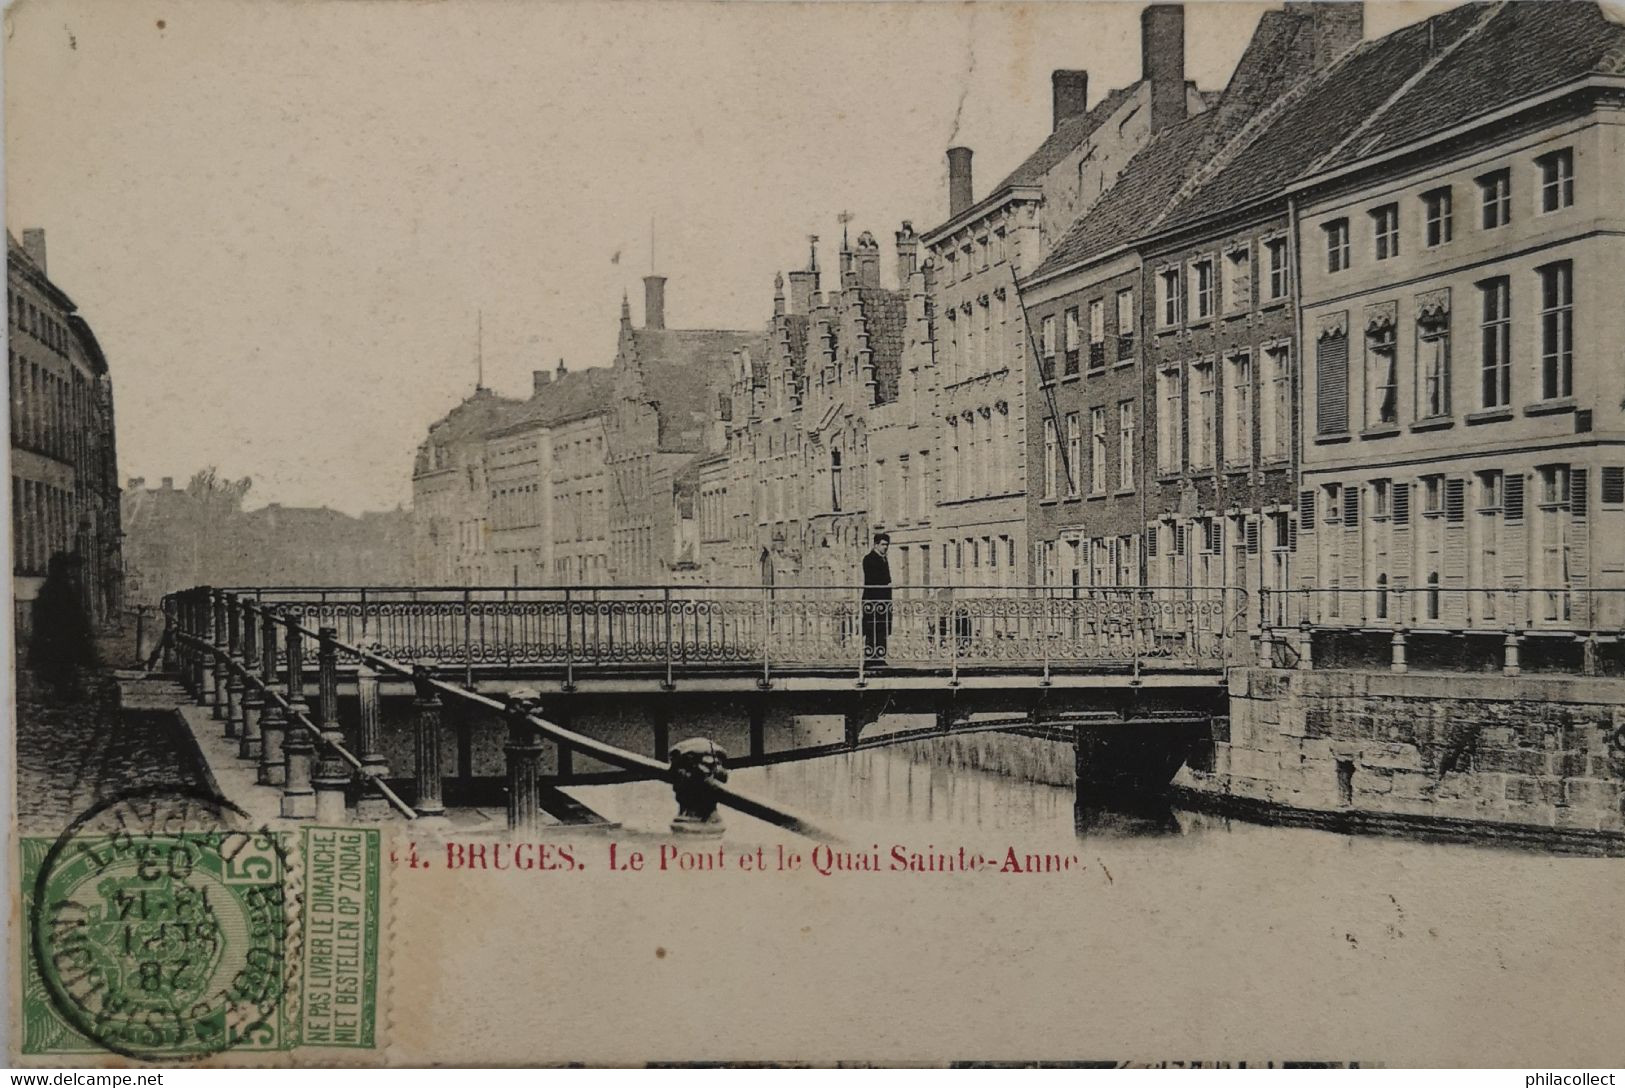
<box><xmin>1504</xmin><ymin>472</ymin><xmax>1525</xmax><ymax>522</ymax></box>
<box><xmin>1343</xmin><ymin>486</ymin><xmax>1360</xmax><ymax>526</ymax></box>
<box><xmin>1108</xmin><ymin>536</ymin><xmax>1121</xmax><ymax>586</ymax></box>
<box><xmin>1299</xmin><ymin>489</ymin><xmax>1316</xmax><ymax>531</ymax></box>
<box><xmin>1205</xmin><ymin>519</ymin><xmax>1222</xmax><ymax>555</ymax></box>
<box><xmin>1146</xmin><ymin>525</ymin><xmax>1159</xmax><ymax>559</ymax></box>
<box><xmin>1502</xmin><ymin>472</ymin><xmax>1527</xmax><ymax>590</ymax></box>
<box><xmin>1602</xmin><ymin>466</ymin><xmax>1625</xmax><ymax>506</ymax></box>
<box><xmin>1393</xmin><ymin>482</ymin><xmax>1410</xmax><ymax>526</ymax></box>
<box><xmin>1315</xmin><ymin>333</ymin><xmax>1349</xmax><ymax>435</ymax></box>
<box><xmin>1445</xmin><ymin>478</ymin><xmax>1466</xmax><ymax>523</ymax></box>
<box><xmin>1444</xmin><ymin>477</ymin><xmax>1468</xmax><ymax>621</ymax></box>
<box><xmin>1175</xmin><ymin>523</ymin><xmax>1187</xmax><ymax>557</ymax></box>
<box><xmin>1571</xmin><ymin>468</ymin><xmax>1589</xmax><ymax>521</ymax></box>
<box><xmin>1246</xmin><ymin>518</ymin><xmax>1260</xmax><ymax>556</ymax></box>
<box><xmin>1571</xmin><ymin>467</ymin><xmax>1591</xmax><ymax>625</ymax></box>
<box><xmin>1287</xmin><ymin>515</ymin><xmax>1298</xmax><ymax>554</ymax></box>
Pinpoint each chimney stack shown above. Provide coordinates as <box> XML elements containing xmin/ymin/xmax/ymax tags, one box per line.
<box><xmin>556</xmin><ymin>357</ymin><xmax>567</xmax><ymax>378</ymax></box>
<box><xmin>1141</xmin><ymin>4</ymin><xmax>1187</xmax><ymax>135</ymax></box>
<box><xmin>947</xmin><ymin>147</ymin><xmax>974</xmax><ymax>218</ymax></box>
<box><xmin>773</xmin><ymin>272</ymin><xmax>786</xmax><ymax>317</ymax></box>
<box><xmin>21</xmin><ymin>229</ymin><xmax>46</xmax><ymax>274</ymax></box>
<box><xmin>127</xmin><ymin>477</ymin><xmax>145</xmax><ymax>492</ymax></box>
<box><xmin>895</xmin><ymin>221</ymin><xmax>919</xmax><ymax>284</ymax></box>
<box><xmin>1051</xmin><ymin>70</ymin><xmax>1089</xmax><ymax>131</ymax></box>
<box><xmin>161</xmin><ymin>477</ymin><xmax>174</xmax><ymax>491</ymax></box>
<box><xmin>1286</xmin><ymin>1</ymin><xmax>1364</xmax><ymax>68</ymax></box>
<box><xmin>533</xmin><ymin>368</ymin><xmax>553</xmax><ymax>395</ymax></box>
<box><xmin>643</xmin><ymin>274</ymin><xmax>667</xmax><ymax>330</ymax></box>
<box><xmin>854</xmin><ymin>232</ymin><xmax>881</xmax><ymax>289</ymax></box>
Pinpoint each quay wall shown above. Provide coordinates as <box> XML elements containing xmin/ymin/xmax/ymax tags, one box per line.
<box><xmin>1177</xmin><ymin>668</ymin><xmax>1625</xmax><ymax>841</ymax></box>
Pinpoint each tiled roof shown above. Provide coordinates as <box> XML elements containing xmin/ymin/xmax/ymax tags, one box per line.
<box><xmin>857</xmin><ymin>287</ymin><xmax>906</xmax><ymax>404</ymax></box>
<box><xmin>1318</xmin><ymin>2</ymin><xmax>1625</xmax><ymax>170</ymax></box>
<box><xmin>422</xmin><ymin>388</ymin><xmax>526</xmax><ymax>450</ymax></box>
<box><xmin>631</xmin><ymin>327</ymin><xmax>761</xmax><ymax>452</ymax></box>
<box><xmin>495</xmin><ymin>367</ymin><xmax>615</xmax><ymax>433</ymax></box>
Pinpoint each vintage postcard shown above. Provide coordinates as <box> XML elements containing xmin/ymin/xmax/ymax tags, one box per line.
<box><xmin>6</xmin><ymin>0</ymin><xmax>1625</xmax><ymax>1070</ymax></box>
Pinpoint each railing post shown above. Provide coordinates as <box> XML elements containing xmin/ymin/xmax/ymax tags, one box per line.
<box><xmin>195</xmin><ymin>587</ymin><xmax>215</xmax><ymax>707</ymax></box>
<box><xmin>212</xmin><ymin>589</ymin><xmax>229</xmax><ymax>719</ymax></box>
<box><xmin>239</xmin><ymin>598</ymin><xmax>262</xmax><ymax>760</ymax></box>
<box><xmin>259</xmin><ymin>610</ymin><xmax>286</xmax><ymax>785</ymax></box>
<box><xmin>1042</xmin><ymin>587</ymin><xmax>1053</xmax><ymax>686</ymax></box>
<box><xmin>354</xmin><ymin>662</ymin><xmax>391</xmax><ymax>821</ymax></box>
<box><xmin>161</xmin><ymin>595</ymin><xmax>178</xmax><ymax>672</ymax></box>
<box><xmin>563</xmin><ymin>587</ymin><xmax>576</xmax><ymax>692</ymax></box>
<box><xmin>280</xmin><ymin>622</ymin><xmax>316</xmax><ymax>819</ymax></box>
<box><xmin>312</xmin><ymin>627</ymin><xmax>350</xmax><ymax>823</ymax></box>
<box><xmin>1297</xmin><ymin>617</ymin><xmax>1314</xmax><ymax>672</ymax></box>
<box><xmin>503</xmin><ymin>689</ymin><xmax>545</xmax><ymax>833</ymax></box>
<box><xmin>412</xmin><ymin>664</ymin><xmax>448</xmax><ymax>823</ymax></box>
<box><xmin>1257</xmin><ymin>588</ymin><xmax>1274</xmax><ymax>668</ymax></box>
<box><xmin>462</xmin><ymin>589</ymin><xmax>474</xmax><ymax>690</ymax></box>
<box><xmin>1503</xmin><ymin>624</ymin><xmax>1522</xmax><ymax>678</ymax></box>
<box><xmin>224</xmin><ymin>592</ymin><xmax>243</xmax><ymax>739</ymax></box>
<box><xmin>663</xmin><ymin>586</ymin><xmax>675</xmax><ymax>691</ymax></box>
<box><xmin>760</xmin><ymin>583</ymin><xmax>772</xmax><ymax>689</ymax></box>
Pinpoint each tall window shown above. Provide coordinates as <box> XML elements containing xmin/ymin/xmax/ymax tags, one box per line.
<box><xmin>1316</xmin><ymin>329</ymin><xmax>1350</xmax><ymax>436</ymax></box>
<box><xmin>1423</xmin><ymin>187</ymin><xmax>1453</xmax><ymax>247</ymax></box>
<box><xmin>1063</xmin><ymin>307</ymin><xmax>1080</xmax><ymax>376</ymax></box>
<box><xmin>830</xmin><ymin>447</ymin><xmax>843</xmax><ymax>511</ymax></box>
<box><xmin>1189</xmin><ymin>360</ymin><xmax>1215</xmax><ymax>470</ymax></box>
<box><xmin>1191</xmin><ymin>259</ymin><xmax>1215</xmax><ymax>320</ymax></box>
<box><xmin>1265</xmin><ymin>237</ymin><xmax>1289</xmax><ymax>300</ymax></box>
<box><xmin>1324</xmin><ymin>219</ymin><xmax>1350</xmax><ymax>273</ymax></box>
<box><xmin>1042</xmin><ymin>419</ymin><xmax>1058</xmax><ymax>500</ymax></box>
<box><xmin>1261</xmin><ymin>345</ymin><xmax>1290</xmax><ymax>461</ymax></box>
<box><xmin>1158</xmin><ymin>368</ymin><xmax>1183</xmax><ymax>474</ymax></box>
<box><xmin>1118</xmin><ymin>402</ymin><xmax>1135</xmax><ymax>489</ymax></box>
<box><xmin>1372</xmin><ymin>204</ymin><xmax>1399</xmax><ymax>260</ymax></box>
<box><xmin>1479</xmin><ymin>168</ymin><xmax>1511</xmax><ymax>229</ymax></box>
<box><xmin>1222</xmin><ymin>351</ymin><xmax>1252</xmax><ymax>467</ymax></box>
<box><xmin>1116</xmin><ymin>288</ymin><xmax>1135</xmax><ymax>359</ymax></box>
<box><xmin>1225</xmin><ymin>246</ymin><xmax>1252</xmax><ymax>313</ymax></box>
<box><xmin>1090</xmin><ymin>406</ymin><xmax>1107</xmax><ymax>494</ymax></box>
<box><xmin>1065</xmin><ymin>412</ymin><xmax>1082</xmax><ymax>497</ymax></box>
<box><xmin>1479</xmin><ymin>277</ymin><xmax>1511</xmax><ymax>409</ymax></box>
<box><xmin>1088</xmin><ymin>299</ymin><xmax>1105</xmax><ymax>369</ymax></box>
<box><xmin>1040</xmin><ymin>314</ymin><xmax>1057</xmax><ymax>380</ymax></box>
<box><xmin>1418</xmin><ymin>312</ymin><xmax>1451</xmax><ymax>420</ymax></box>
<box><xmin>1366</xmin><ymin>325</ymin><xmax>1398</xmax><ymax>427</ymax></box>
<box><xmin>1159</xmin><ymin>268</ymin><xmax>1182</xmax><ymax>327</ymax></box>
<box><xmin>1537</xmin><ymin>148</ymin><xmax>1574</xmax><ymax>213</ymax></box>
<box><xmin>1538</xmin><ymin>261</ymin><xmax>1573</xmax><ymax>400</ymax></box>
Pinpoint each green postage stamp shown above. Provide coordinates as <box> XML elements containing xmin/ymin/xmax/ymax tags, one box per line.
<box><xmin>19</xmin><ymin>795</ymin><xmax>381</xmax><ymax>1060</ymax></box>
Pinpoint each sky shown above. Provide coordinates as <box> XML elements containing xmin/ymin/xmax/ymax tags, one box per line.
<box><xmin>5</xmin><ymin>0</ymin><xmax>1448</xmax><ymax>514</ymax></box>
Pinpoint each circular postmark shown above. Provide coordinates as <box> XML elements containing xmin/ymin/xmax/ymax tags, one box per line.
<box><xmin>27</xmin><ymin>787</ymin><xmax>301</xmax><ymax>1061</ymax></box>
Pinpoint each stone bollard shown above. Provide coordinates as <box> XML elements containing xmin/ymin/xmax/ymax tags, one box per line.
<box><xmin>1583</xmin><ymin>634</ymin><xmax>1598</xmax><ymax>678</ymax></box>
<box><xmin>1390</xmin><ymin>629</ymin><xmax>1408</xmax><ymax>674</ymax></box>
<box><xmin>1503</xmin><ymin>627</ymin><xmax>1522</xmax><ymax>678</ymax></box>
<box><xmin>669</xmin><ymin>737</ymin><xmax>729</xmax><ymax>836</ymax></box>
<box><xmin>503</xmin><ymin>689</ymin><xmax>546</xmax><ymax>833</ymax></box>
<box><xmin>312</xmin><ymin>628</ymin><xmax>351</xmax><ymax>824</ymax></box>
<box><xmin>412</xmin><ymin>665</ymin><xmax>449</xmax><ymax>825</ymax></box>
<box><xmin>279</xmin><ymin>623</ymin><xmax>316</xmax><ymax>819</ymax></box>
<box><xmin>354</xmin><ymin>663</ymin><xmax>393</xmax><ymax>821</ymax></box>
<box><xmin>1297</xmin><ymin>619</ymin><xmax>1314</xmax><ymax>671</ymax></box>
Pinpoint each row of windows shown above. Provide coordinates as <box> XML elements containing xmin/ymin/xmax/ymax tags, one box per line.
<box><xmin>940</xmin><ymin>228</ymin><xmax>1009</xmax><ymax>284</ymax></box>
<box><xmin>1040</xmin><ymin>402</ymin><xmax>1135</xmax><ymax>501</ymax></box>
<box><xmin>7</xmin><ymin>287</ymin><xmax>71</xmax><ymax>358</ymax></box>
<box><xmin>943</xmin><ymin>409</ymin><xmax>1014</xmax><ymax>504</ymax></box>
<box><xmin>1156</xmin><ymin>344</ymin><xmax>1292</xmax><ymax>476</ymax></box>
<box><xmin>1322</xmin><ymin>148</ymin><xmax>1574</xmax><ymax>273</ymax></box>
<box><xmin>12</xmin><ymin>476</ymin><xmax>82</xmax><ymax>576</ymax></box>
<box><xmin>1315</xmin><ymin>261</ymin><xmax>1573</xmax><ymax>438</ymax></box>
<box><xmin>1038</xmin><ymin>288</ymin><xmax>1137</xmax><ymax>377</ymax></box>
<box><xmin>10</xmin><ymin>350</ymin><xmax>100</xmax><ymax>467</ymax></box>
<box><xmin>1155</xmin><ymin>237</ymin><xmax>1291</xmax><ymax>329</ymax></box>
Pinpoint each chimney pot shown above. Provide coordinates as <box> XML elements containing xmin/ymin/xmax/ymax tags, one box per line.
<box><xmin>947</xmin><ymin>147</ymin><xmax>974</xmax><ymax>218</ymax></box>
<box><xmin>643</xmin><ymin>275</ymin><xmax>667</xmax><ymax>330</ymax></box>
<box><xmin>1051</xmin><ymin>70</ymin><xmax>1089</xmax><ymax>131</ymax></box>
<box><xmin>556</xmin><ymin>358</ymin><xmax>567</xmax><ymax>377</ymax></box>
<box><xmin>1141</xmin><ymin>4</ymin><xmax>1187</xmax><ymax>135</ymax></box>
<box><xmin>895</xmin><ymin>221</ymin><xmax>919</xmax><ymax>285</ymax></box>
<box><xmin>21</xmin><ymin>228</ymin><xmax>46</xmax><ymax>274</ymax></box>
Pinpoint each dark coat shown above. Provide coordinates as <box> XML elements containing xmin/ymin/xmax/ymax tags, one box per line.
<box><xmin>861</xmin><ymin>550</ymin><xmax>892</xmax><ymax>601</ymax></box>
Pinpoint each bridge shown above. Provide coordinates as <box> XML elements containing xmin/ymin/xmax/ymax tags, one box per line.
<box><xmin>156</xmin><ymin>584</ymin><xmax>1246</xmax><ymax>837</ymax></box>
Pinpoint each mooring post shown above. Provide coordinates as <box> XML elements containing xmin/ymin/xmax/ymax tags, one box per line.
<box><xmin>224</xmin><ymin>592</ymin><xmax>243</xmax><ymax>739</ymax></box>
<box><xmin>212</xmin><ymin>589</ymin><xmax>229</xmax><ymax>719</ymax></box>
<box><xmin>412</xmin><ymin>664</ymin><xmax>447</xmax><ymax>822</ymax></box>
<box><xmin>239</xmin><ymin>597</ymin><xmax>262</xmax><ymax>760</ymax></box>
<box><xmin>503</xmin><ymin>688</ymin><xmax>545</xmax><ymax>833</ymax></box>
<box><xmin>280</xmin><ymin>621</ymin><xmax>316</xmax><ymax>819</ymax></box>
<box><xmin>354</xmin><ymin>662</ymin><xmax>391</xmax><ymax>821</ymax></box>
<box><xmin>312</xmin><ymin>626</ymin><xmax>350</xmax><ymax>824</ymax></box>
<box><xmin>258</xmin><ymin>610</ymin><xmax>286</xmax><ymax>785</ymax></box>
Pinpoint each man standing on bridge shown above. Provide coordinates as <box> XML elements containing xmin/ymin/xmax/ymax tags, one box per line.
<box><xmin>862</xmin><ymin>532</ymin><xmax>892</xmax><ymax>667</ymax></box>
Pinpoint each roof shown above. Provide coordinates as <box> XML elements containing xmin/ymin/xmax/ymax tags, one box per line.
<box><xmin>7</xmin><ymin>232</ymin><xmax>78</xmax><ymax>312</ymax></box>
<box><xmin>493</xmin><ymin>367</ymin><xmax>615</xmax><ymax>434</ymax></box>
<box><xmin>857</xmin><ymin>287</ymin><xmax>906</xmax><ymax>404</ymax></box>
<box><xmin>629</xmin><ymin>327</ymin><xmax>762</xmax><ymax>451</ymax></box>
<box><xmin>419</xmin><ymin>388</ymin><xmax>526</xmax><ymax>453</ymax></box>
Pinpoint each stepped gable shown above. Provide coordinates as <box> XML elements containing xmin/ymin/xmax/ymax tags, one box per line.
<box><xmin>781</xmin><ymin>312</ymin><xmax>810</xmax><ymax>383</ymax></box>
<box><xmin>857</xmin><ymin>287</ymin><xmax>906</xmax><ymax>404</ymax></box>
<box><xmin>1157</xmin><ymin>3</ymin><xmax>1489</xmax><ymax>232</ymax></box>
<box><xmin>1319</xmin><ymin>1</ymin><xmax>1625</xmax><ymax>170</ymax></box>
